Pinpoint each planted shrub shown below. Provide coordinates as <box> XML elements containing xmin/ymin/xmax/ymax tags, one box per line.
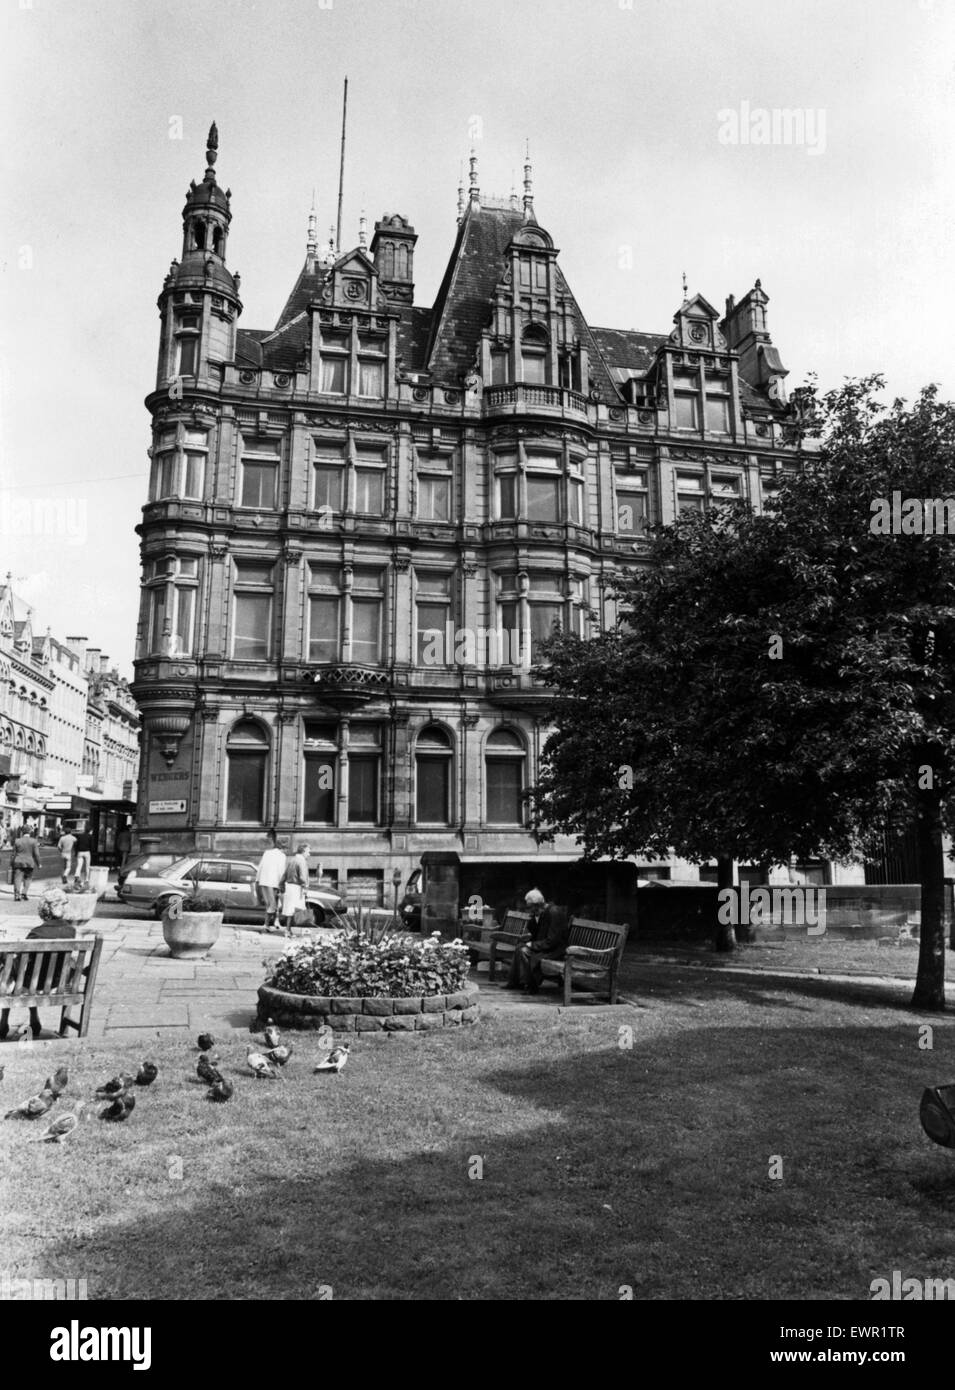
<box><xmin>265</xmin><ymin>929</ymin><xmax>470</xmax><ymax>999</ymax></box>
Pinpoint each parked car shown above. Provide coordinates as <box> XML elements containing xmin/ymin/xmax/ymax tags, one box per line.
<box><xmin>398</xmin><ymin>868</ymin><xmax>422</xmax><ymax>932</ymax></box>
<box><xmin>118</xmin><ymin>851</ymin><xmax>180</xmax><ymax>891</ymax></box>
<box><xmin>116</xmin><ymin>855</ymin><xmax>345</xmax><ymax>925</ymax></box>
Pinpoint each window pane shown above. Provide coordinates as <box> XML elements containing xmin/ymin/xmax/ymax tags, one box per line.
<box><xmin>419</xmin><ymin>476</ymin><xmax>451</xmax><ymax>521</ymax></box>
<box><xmin>351</xmin><ymin>600</ymin><xmax>381</xmax><ymax>663</ymax></box>
<box><xmin>358</xmin><ymin>360</ymin><xmax>383</xmax><ymax>397</ymax></box>
<box><xmin>309</xmin><ymin>596</ymin><xmax>340</xmax><ymax>661</ymax></box>
<box><xmin>352</xmin><ymin>567</ymin><xmax>382</xmax><ymax>591</ymax></box>
<box><xmin>227</xmin><ymin>752</ymin><xmax>266</xmax><ymax>822</ymax></box>
<box><xmin>234</xmin><ymin>594</ymin><xmax>271</xmax><ymax>660</ymax></box>
<box><xmin>675</xmin><ymin>394</ymin><xmax>699</xmax><ymax>429</ymax></box>
<box><xmin>304</xmin><ymin>757</ymin><xmax>336</xmax><ymax>823</ymax></box>
<box><xmin>178</xmin><ymin>337</ymin><xmax>198</xmax><ymax>376</ymax></box>
<box><xmin>234</xmin><ymin>562</ymin><xmax>273</xmax><ymax>585</ymax></box>
<box><xmin>149</xmin><ymin>591</ymin><xmax>165</xmax><ymax>652</ymax></box>
<box><xmin>348</xmin><ymin>756</ymin><xmax>379</xmax><ymax>823</ymax></box>
<box><xmin>706</xmin><ymin>396</ymin><xmax>731</xmax><ymax>432</ymax></box>
<box><xmin>526</xmin><ymin>476</ymin><xmax>559</xmax><ymax>522</ymax></box>
<box><xmin>568</xmin><ymin>479</ymin><xmax>583</xmax><ymax>524</ymax></box>
<box><xmin>711</xmin><ymin>473</ymin><xmax>741</xmax><ymax>496</ymax></box>
<box><xmin>416</xmin><ymin>570</ymin><xmax>451</xmax><ymax>596</ymax></box>
<box><xmin>522</xmin><ymin>352</ymin><xmax>547</xmax><ymax>385</ymax></box>
<box><xmin>486</xmin><ymin>758</ymin><xmax>522</xmax><ymax>824</ymax></box>
<box><xmin>172</xmin><ymin>587</ymin><xmax>194</xmax><ymax>654</ymax></box>
<box><xmin>417</xmin><ymin>756</ymin><xmax>450</xmax><ymax>824</ymax></box>
<box><xmin>490</xmin><ymin>351</ymin><xmax>508</xmax><ymax>385</ymax></box>
<box><xmin>241</xmin><ymin>463</ymin><xmax>277</xmax><ymax>509</ymax></box>
<box><xmin>417</xmin><ymin>603</ymin><xmax>448</xmax><ymax>664</ymax></box>
<box><xmin>355</xmin><ymin>469</ymin><xmax>384</xmax><ymax>513</ymax></box>
<box><xmin>321</xmin><ymin>357</ymin><xmax>347</xmax><ymax>393</ymax></box>
<box><xmin>183</xmin><ymin>452</ymin><xmax>204</xmax><ymax>499</ymax></box>
<box><xmin>616</xmin><ymin>491</ymin><xmax>647</xmax><ymax>533</ymax></box>
<box><xmin>498</xmin><ymin>474</ymin><xmax>517</xmax><ymax>519</ymax></box>
<box><xmin>678</xmin><ymin>494</ymin><xmax>705</xmax><ymax>515</ymax></box>
<box><xmin>158</xmin><ymin>454</ymin><xmax>178</xmax><ymax>498</ymax></box>
<box><xmin>530</xmin><ymin>603</ymin><xmax>561</xmax><ymax>658</ymax></box>
<box><xmin>314</xmin><ymin>465</ymin><xmax>343</xmax><ymax>512</ymax></box>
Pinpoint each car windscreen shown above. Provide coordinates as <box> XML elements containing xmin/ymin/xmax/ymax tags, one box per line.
<box><xmin>158</xmin><ymin>858</ymin><xmax>198</xmax><ymax>879</ymax></box>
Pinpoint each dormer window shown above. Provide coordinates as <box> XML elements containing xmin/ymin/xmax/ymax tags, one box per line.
<box><xmin>521</xmin><ymin>324</ymin><xmax>549</xmax><ymax>385</ymax></box>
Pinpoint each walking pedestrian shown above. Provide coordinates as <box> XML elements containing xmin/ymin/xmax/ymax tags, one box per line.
<box><xmin>72</xmin><ymin>826</ymin><xmax>93</xmax><ymax>889</ymax></box>
<box><xmin>279</xmin><ymin>842</ymin><xmax>311</xmax><ymax>935</ymax></box>
<box><xmin>57</xmin><ymin>827</ymin><xmax>77</xmax><ymax>885</ymax></box>
<box><xmin>11</xmin><ymin>826</ymin><xmax>41</xmax><ymax>902</ymax></box>
<box><xmin>255</xmin><ymin>834</ymin><xmax>287</xmax><ymax>932</ymax></box>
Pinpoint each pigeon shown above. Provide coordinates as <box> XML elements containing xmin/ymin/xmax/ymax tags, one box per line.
<box><xmin>197</xmin><ymin>1032</ymin><xmax>216</xmax><ymax>1052</ymax></box>
<box><xmin>100</xmin><ymin>1095</ymin><xmax>133</xmax><ymax>1122</ymax></box>
<box><xmin>197</xmin><ymin>1053</ymin><xmax>223</xmax><ymax>1086</ymax></box>
<box><xmin>95</xmin><ymin>1074</ymin><xmax>134</xmax><ymax>1100</ymax></box>
<box><xmin>28</xmin><ymin>1108</ymin><xmax>81</xmax><ymax>1143</ymax></box>
<box><xmin>6</xmin><ymin>1088</ymin><xmax>56</xmax><ymax>1119</ymax></box>
<box><xmin>265</xmin><ymin>1044</ymin><xmax>293</xmax><ymax>1067</ymax></box>
<box><xmin>246</xmin><ymin>1047</ymin><xmax>279</xmax><ymax>1080</ymax></box>
<box><xmin>0</xmin><ymin>1064</ymin><xmax>5</xmax><ymax>1083</ymax></box>
<box><xmin>135</xmin><ymin>1062</ymin><xmax>158</xmax><ymax>1086</ymax></box>
<box><xmin>263</xmin><ymin>1019</ymin><xmax>281</xmax><ymax>1050</ymax></box>
<box><xmin>314</xmin><ymin>1044</ymin><xmax>350</xmax><ymax>1074</ymax></box>
<box><xmin>45</xmin><ymin>1066</ymin><xmax>69</xmax><ymax>1097</ymax></box>
<box><xmin>208</xmin><ymin>1078</ymin><xmax>234</xmax><ymax>1103</ymax></box>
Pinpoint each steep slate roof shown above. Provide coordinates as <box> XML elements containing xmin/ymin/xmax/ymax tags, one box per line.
<box><xmin>275</xmin><ymin>264</ymin><xmax>328</xmax><ymax>331</ymax></box>
<box><xmin>591</xmin><ymin>328</ymin><xmax>667</xmax><ymax>377</ymax></box>
<box><xmin>395</xmin><ymin>305</ymin><xmax>432</xmax><ymax>373</ymax></box>
<box><xmin>426</xmin><ymin>205</ymin><xmax>519</xmax><ymax>384</ymax></box>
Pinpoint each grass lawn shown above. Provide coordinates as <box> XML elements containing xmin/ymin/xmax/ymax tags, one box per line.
<box><xmin>4</xmin><ymin>964</ymin><xmax>955</xmax><ymax>1301</ymax></box>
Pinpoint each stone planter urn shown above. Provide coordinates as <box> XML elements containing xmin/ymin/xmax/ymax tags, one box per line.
<box><xmin>162</xmin><ymin>901</ymin><xmax>224</xmax><ymax>959</ymax></box>
<box><xmin>62</xmin><ymin>892</ymin><xmax>100</xmax><ymax>927</ymax></box>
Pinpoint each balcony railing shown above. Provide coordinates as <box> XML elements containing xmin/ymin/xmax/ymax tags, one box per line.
<box><xmin>484</xmin><ymin>384</ymin><xmax>590</xmax><ymax>417</ymax></box>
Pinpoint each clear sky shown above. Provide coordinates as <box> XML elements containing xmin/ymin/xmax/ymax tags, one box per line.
<box><xmin>2</xmin><ymin>0</ymin><xmax>952</xmax><ymax>677</ymax></box>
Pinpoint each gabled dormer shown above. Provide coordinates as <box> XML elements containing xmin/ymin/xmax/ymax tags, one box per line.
<box><xmin>320</xmin><ymin>249</ymin><xmax>384</xmax><ymax>313</ymax></box>
<box><xmin>308</xmin><ymin>249</ymin><xmax>397</xmax><ymax>401</ymax></box>
<box><xmin>668</xmin><ymin>294</ymin><xmax>728</xmax><ymax>353</ymax></box>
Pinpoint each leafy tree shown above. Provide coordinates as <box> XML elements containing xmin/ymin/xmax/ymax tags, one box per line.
<box><xmin>535</xmin><ymin>379</ymin><xmax>955</xmax><ymax>1006</ymax></box>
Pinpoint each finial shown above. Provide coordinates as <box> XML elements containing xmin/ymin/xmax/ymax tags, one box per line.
<box><xmin>306</xmin><ymin>190</ymin><xmax>318</xmax><ymax>261</ymax></box>
<box><xmin>205</xmin><ymin>122</ymin><xmax>218</xmax><ymax>182</ymax></box>
<box><xmin>327</xmin><ymin>225</ymin><xmax>336</xmax><ymax>263</ymax></box>
<box><xmin>522</xmin><ymin>139</ymin><xmax>534</xmax><ymax>221</ymax></box>
<box><xmin>358</xmin><ymin>208</ymin><xmax>368</xmax><ymax>249</ymax></box>
<box><xmin>755</xmin><ymin>277</ymin><xmax>762</xmax><ymax>291</ymax></box>
<box><xmin>457</xmin><ymin>162</ymin><xmax>465</xmax><ymax>223</ymax></box>
<box><xmin>510</xmin><ymin>168</ymin><xmax>518</xmax><ymax>211</ymax></box>
<box><xmin>682</xmin><ymin>270</ymin><xmax>688</xmax><ymax>300</ymax></box>
<box><xmin>469</xmin><ymin>147</ymin><xmax>480</xmax><ymax>208</ymax></box>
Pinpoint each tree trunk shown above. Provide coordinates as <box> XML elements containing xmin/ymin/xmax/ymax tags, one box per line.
<box><xmin>912</xmin><ymin>783</ymin><xmax>947</xmax><ymax>1012</ymax></box>
<box><xmin>714</xmin><ymin>854</ymin><xmax>737</xmax><ymax>953</ymax></box>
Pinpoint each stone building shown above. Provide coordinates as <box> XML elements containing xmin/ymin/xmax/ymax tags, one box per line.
<box><xmin>132</xmin><ymin>127</ymin><xmax>806</xmax><ymax>910</ymax></box>
<box><xmin>0</xmin><ymin>577</ymin><xmax>53</xmax><ymax>831</ymax></box>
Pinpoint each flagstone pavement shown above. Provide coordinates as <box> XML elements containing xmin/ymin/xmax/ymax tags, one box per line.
<box><xmin>0</xmin><ymin>894</ymin><xmax>637</xmax><ymax>1043</ymax></box>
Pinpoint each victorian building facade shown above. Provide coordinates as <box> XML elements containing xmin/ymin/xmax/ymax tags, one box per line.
<box><xmin>132</xmin><ymin>128</ymin><xmax>805</xmax><ymax>907</ymax></box>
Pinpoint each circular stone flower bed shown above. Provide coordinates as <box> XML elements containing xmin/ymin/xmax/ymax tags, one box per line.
<box><xmin>256</xmin><ymin>927</ymin><xmax>480</xmax><ymax>1032</ymax></box>
<box><xmin>256</xmin><ymin>981</ymin><xmax>480</xmax><ymax>1032</ymax></box>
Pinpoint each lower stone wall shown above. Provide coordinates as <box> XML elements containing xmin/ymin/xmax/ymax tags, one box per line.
<box><xmin>257</xmin><ymin>981</ymin><xmax>480</xmax><ymax>1032</ymax></box>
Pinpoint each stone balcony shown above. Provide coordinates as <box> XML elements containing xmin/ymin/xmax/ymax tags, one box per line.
<box><xmin>482</xmin><ymin>383</ymin><xmax>591</xmax><ymax>421</ymax></box>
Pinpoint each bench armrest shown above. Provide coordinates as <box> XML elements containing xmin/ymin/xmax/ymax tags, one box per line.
<box><xmin>565</xmin><ymin>944</ymin><xmax>615</xmax><ymax>963</ymax></box>
<box><xmin>491</xmin><ymin>930</ymin><xmax>527</xmax><ymax>946</ymax></box>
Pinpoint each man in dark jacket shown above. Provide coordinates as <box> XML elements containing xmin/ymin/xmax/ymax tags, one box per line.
<box><xmin>505</xmin><ymin>889</ymin><xmax>570</xmax><ymax>993</ymax></box>
<box><xmin>11</xmin><ymin>827</ymin><xmax>41</xmax><ymax>901</ymax></box>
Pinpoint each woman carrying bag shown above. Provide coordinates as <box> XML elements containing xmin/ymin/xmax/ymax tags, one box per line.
<box><xmin>279</xmin><ymin>843</ymin><xmax>311</xmax><ymax>936</ymax></box>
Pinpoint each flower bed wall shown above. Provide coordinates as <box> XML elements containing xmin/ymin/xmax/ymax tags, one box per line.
<box><xmin>256</xmin><ymin>981</ymin><xmax>480</xmax><ymax>1032</ymax></box>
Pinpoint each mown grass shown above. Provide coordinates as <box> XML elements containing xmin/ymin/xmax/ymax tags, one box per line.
<box><xmin>3</xmin><ymin>965</ymin><xmax>955</xmax><ymax>1301</ymax></box>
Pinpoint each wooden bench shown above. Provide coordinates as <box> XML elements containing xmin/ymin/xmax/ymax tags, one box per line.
<box><xmin>0</xmin><ymin>936</ymin><xmax>104</xmax><ymax>1038</ymax></box>
<box><xmin>468</xmin><ymin>911</ymin><xmax>533</xmax><ymax>981</ymax></box>
<box><xmin>539</xmin><ymin>918</ymin><xmax>630</xmax><ymax>1005</ymax></box>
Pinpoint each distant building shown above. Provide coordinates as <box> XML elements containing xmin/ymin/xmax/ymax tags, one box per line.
<box><xmin>0</xmin><ymin>577</ymin><xmax>53</xmax><ymax>829</ymax></box>
<box><xmin>132</xmin><ymin>126</ymin><xmax>814</xmax><ymax>909</ymax></box>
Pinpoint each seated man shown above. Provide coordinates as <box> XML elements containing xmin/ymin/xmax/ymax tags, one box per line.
<box><xmin>506</xmin><ymin>889</ymin><xmax>570</xmax><ymax>994</ymax></box>
<box><xmin>0</xmin><ymin>916</ymin><xmax>78</xmax><ymax>1041</ymax></box>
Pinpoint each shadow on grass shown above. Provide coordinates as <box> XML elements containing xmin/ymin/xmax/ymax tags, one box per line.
<box><xmin>24</xmin><ymin>1010</ymin><xmax>955</xmax><ymax>1302</ymax></box>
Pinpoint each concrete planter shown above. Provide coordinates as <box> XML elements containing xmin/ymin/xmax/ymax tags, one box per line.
<box><xmin>256</xmin><ymin>980</ymin><xmax>480</xmax><ymax>1033</ymax></box>
<box><xmin>162</xmin><ymin>910</ymin><xmax>224</xmax><ymax>959</ymax></box>
<box><xmin>61</xmin><ymin>892</ymin><xmax>100</xmax><ymax>926</ymax></box>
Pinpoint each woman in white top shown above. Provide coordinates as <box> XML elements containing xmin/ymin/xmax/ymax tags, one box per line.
<box><xmin>280</xmin><ymin>843</ymin><xmax>311</xmax><ymax>935</ymax></box>
<box><xmin>255</xmin><ymin>838</ymin><xmax>287</xmax><ymax>930</ymax></box>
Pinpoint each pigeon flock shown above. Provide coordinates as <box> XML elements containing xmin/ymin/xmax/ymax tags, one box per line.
<box><xmin>2</xmin><ymin>1017</ymin><xmax>349</xmax><ymax>1143</ymax></box>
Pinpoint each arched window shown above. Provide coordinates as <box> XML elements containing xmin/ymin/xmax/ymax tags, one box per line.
<box><xmin>521</xmin><ymin>324</ymin><xmax>549</xmax><ymax>386</ymax></box>
<box><xmin>226</xmin><ymin>720</ymin><xmax>269</xmax><ymax>823</ymax></box>
<box><xmin>212</xmin><ymin>226</ymin><xmax>223</xmax><ymax>255</ymax></box>
<box><xmin>415</xmin><ymin>726</ymin><xmax>453</xmax><ymax>825</ymax></box>
<box><xmin>485</xmin><ymin>728</ymin><xmax>526</xmax><ymax>825</ymax></box>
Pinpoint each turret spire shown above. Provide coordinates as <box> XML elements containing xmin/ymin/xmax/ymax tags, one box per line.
<box><xmin>306</xmin><ymin>189</ymin><xmax>318</xmax><ymax>260</ymax></box>
<box><xmin>457</xmin><ymin>162</ymin><xmax>465</xmax><ymax>223</ymax></box>
<box><xmin>205</xmin><ymin>122</ymin><xmax>219</xmax><ymax>183</ymax></box>
<box><xmin>469</xmin><ymin>148</ymin><xmax>480</xmax><ymax>208</ymax></box>
<box><xmin>522</xmin><ymin>139</ymin><xmax>534</xmax><ymax>222</ymax></box>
